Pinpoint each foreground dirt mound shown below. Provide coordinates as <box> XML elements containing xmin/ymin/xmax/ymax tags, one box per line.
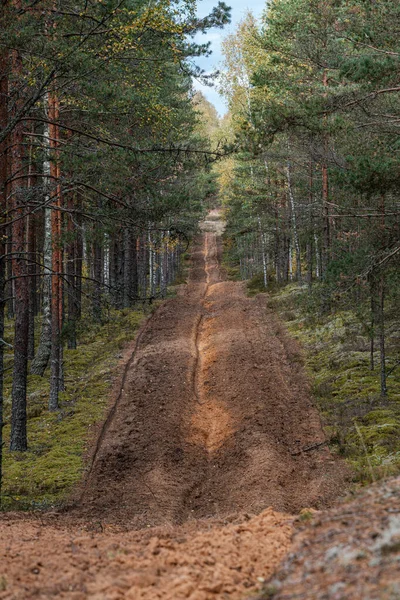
<box><xmin>75</xmin><ymin>211</ymin><xmax>347</xmax><ymax>528</ymax></box>
<box><xmin>0</xmin><ymin>508</ymin><xmax>292</xmax><ymax>599</ymax></box>
<box><xmin>262</xmin><ymin>476</ymin><xmax>400</xmax><ymax>600</ymax></box>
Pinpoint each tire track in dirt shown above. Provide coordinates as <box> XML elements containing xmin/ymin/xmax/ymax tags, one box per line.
<box><xmin>189</xmin><ymin>228</ymin><xmax>234</xmax><ymax>455</ymax></box>
<box><xmin>180</xmin><ymin>226</ymin><xmax>234</xmax><ymax>521</ymax></box>
<box><xmin>192</xmin><ymin>230</ymin><xmax>220</xmax><ymax>408</ymax></box>
<box><xmin>81</xmin><ymin>304</ymin><xmax>164</xmax><ymax>492</ymax></box>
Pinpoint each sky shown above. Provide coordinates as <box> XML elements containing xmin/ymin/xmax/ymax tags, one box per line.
<box><xmin>192</xmin><ymin>0</ymin><xmax>266</xmax><ymax>116</ymax></box>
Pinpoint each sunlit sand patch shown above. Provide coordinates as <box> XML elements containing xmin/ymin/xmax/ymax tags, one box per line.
<box><xmin>188</xmin><ymin>399</ymin><xmax>234</xmax><ymax>452</ymax></box>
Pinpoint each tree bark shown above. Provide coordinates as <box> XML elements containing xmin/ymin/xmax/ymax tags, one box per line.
<box><xmin>92</xmin><ymin>238</ymin><xmax>102</xmax><ymax>321</ymax></box>
<box><xmin>31</xmin><ymin>95</ymin><xmax>52</xmax><ymax>375</ymax></box>
<box><xmin>306</xmin><ymin>241</ymin><xmax>312</xmax><ymax>291</ymax></box>
<box><xmin>378</xmin><ymin>273</ymin><xmax>387</xmax><ymax>398</ymax></box>
<box><xmin>75</xmin><ymin>207</ymin><xmax>83</xmax><ymax>320</ymax></box>
<box><xmin>258</xmin><ymin>217</ymin><xmax>268</xmax><ymax>289</ymax></box>
<box><xmin>0</xmin><ymin>9</ymin><xmax>8</xmax><ymax>490</ymax></box>
<box><xmin>66</xmin><ymin>195</ymin><xmax>77</xmax><ymax>349</ymax></box>
<box><xmin>148</xmin><ymin>227</ymin><xmax>155</xmax><ymax>298</ymax></box>
<box><xmin>321</xmin><ymin>70</ymin><xmax>330</xmax><ymax>279</ymax></box>
<box><xmin>49</xmin><ymin>93</ymin><xmax>62</xmax><ymax>411</ymax></box>
<box><xmin>26</xmin><ymin>137</ymin><xmax>36</xmax><ymax>361</ymax></box>
<box><xmin>286</xmin><ymin>158</ymin><xmax>302</xmax><ymax>282</ymax></box>
<box><xmin>368</xmin><ymin>273</ymin><xmax>375</xmax><ymax>372</ymax></box>
<box><xmin>27</xmin><ymin>212</ymin><xmax>36</xmax><ymax>360</ymax></box>
<box><xmin>10</xmin><ymin>41</ymin><xmax>29</xmax><ymax>451</ymax></box>
<box><xmin>131</xmin><ymin>236</ymin><xmax>138</xmax><ymax>301</ymax></box>
<box><xmin>123</xmin><ymin>228</ymin><xmax>132</xmax><ymax>308</ymax></box>
<box><xmin>378</xmin><ymin>194</ymin><xmax>387</xmax><ymax>397</ymax></box>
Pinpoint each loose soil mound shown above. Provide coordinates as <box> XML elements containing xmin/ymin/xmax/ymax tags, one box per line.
<box><xmin>264</xmin><ymin>475</ymin><xmax>400</xmax><ymax>600</ymax></box>
<box><xmin>0</xmin><ymin>508</ymin><xmax>292</xmax><ymax>599</ymax></box>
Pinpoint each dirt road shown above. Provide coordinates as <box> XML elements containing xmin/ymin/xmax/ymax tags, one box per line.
<box><xmin>0</xmin><ymin>211</ymin><xmax>347</xmax><ymax>599</ymax></box>
<box><xmin>77</xmin><ymin>210</ymin><xmax>345</xmax><ymax>526</ymax></box>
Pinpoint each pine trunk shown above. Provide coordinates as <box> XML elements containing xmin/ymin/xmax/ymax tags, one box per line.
<box><xmin>31</xmin><ymin>96</ymin><xmax>52</xmax><ymax>375</ymax></box>
<box><xmin>66</xmin><ymin>196</ymin><xmax>77</xmax><ymax>349</ymax></box>
<box><xmin>123</xmin><ymin>228</ymin><xmax>132</xmax><ymax>308</ymax></box>
<box><xmin>286</xmin><ymin>158</ymin><xmax>302</xmax><ymax>282</ymax></box>
<box><xmin>0</xmin><ymin>24</ymin><xmax>8</xmax><ymax>491</ymax></box>
<box><xmin>378</xmin><ymin>273</ymin><xmax>387</xmax><ymax>398</ymax></box>
<box><xmin>49</xmin><ymin>93</ymin><xmax>62</xmax><ymax>411</ymax></box>
<box><xmin>27</xmin><ymin>212</ymin><xmax>36</xmax><ymax>360</ymax></box>
<box><xmin>10</xmin><ymin>45</ymin><xmax>29</xmax><ymax>451</ymax></box>
<box><xmin>92</xmin><ymin>239</ymin><xmax>102</xmax><ymax>321</ymax></box>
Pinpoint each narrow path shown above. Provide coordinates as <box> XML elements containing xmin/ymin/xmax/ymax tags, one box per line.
<box><xmin>0</xmin><ymin>211</ymin><xmax>350</xmax><ymax>600</ymax></box>
<box><xmin>75</xmin><ymin>210</ymin><xmax>347</xmax><ymax>526</ymax></box>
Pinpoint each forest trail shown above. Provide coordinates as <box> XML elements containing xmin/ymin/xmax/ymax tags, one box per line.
<box><xmin>0</xmin><ymin>211</ymin><xmax>348</xmax><ymax>599</ymax></box>
<box><xmin>77</xmin><ymin>209</ymin><xmax>346</xmax><ymax>526</ymax></box>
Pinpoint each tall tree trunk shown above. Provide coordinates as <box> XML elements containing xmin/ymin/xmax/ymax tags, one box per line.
<box><xmin>27</xmin><ymin>212</ymin><xmax>36</xmax><ymax>360</ymax></box>
<box><xmin>321</xmin><ymin>71</ymin><xmax>330</xmax><ymax>279</ymax></box>
<box><xmin>139</xmin><ymin>232</ymin><xmax>147</xmax><ymax>299</ymax></box>
<box><xmin>31</xmin><ymin>95</ymin><xmax>52</xmax><ymax>375</ymax></box>
<box><xmin>75</xmin><ymin>207</ymin><xmax>83</xmax><ymax>320</ymax></box>
<box><xmin>92</xmin><ymin>239</ymin><xmax>102</xmax><ymax>321</ymax></box>
<box><xmin>369</xmin><ymin>274</ymin><xmax>375</xmax><ymax>372</ymax></box>
<box><xmin>6</xmin><ymin>158</ymin><xmax>13</xmax><ymax>319</ymax></box>
<box><xmin>49</xmin><ymin>93</ymin><xmax>62</xmax><ymax>411</ymax></box>
<box><xmin>258</xmin><ymin>217</ymin><xmax>268</xmax><ymax>289</ymax></box>
<box><xmin>26</xmin><ymin>136</ymin><xmax>36</xmax><ymax>361</ymax></box>
<box><xmin>378</xmin><ymin>194</ymin><xmax>387</xmax><ymax>397</ymax></box>
<box><xmin>307</xmin><ymin>158</ymin><xmax>314</xmax><ymax>289</ymax></box>
<box><xmin>286</xmin><ymin>158</ymin><xmax>302</xmax><ymax>282</ymax></box>
<box><xmin>378</xmin><ymin>273</ymin><xmax>387</xmax><ymax>398</ymax></box>
<box><xmin>160</xmin><ymin>232</ymin><xmax>168</xmax><ymax>297</ymax></box>
<box><xmin>116</xmin><ymin>231</ymin><xmax>124</xmax><ymax>309</ymax></box>
<box><xmin>131</xmin><ymin>236</ymin><xmax>138</xmax><ymax>302</ymax></box>
<box><xmin>10</xmin><ymin>43</ymin><xmax>28</xmax><ymax>451</ymax></box>
<box><xmin>306</xmin><ymin>242</ymin><xmax>312</xmax><ymax>291</ymax></box>
<box><xmin>66</xmin><ymin>195</ymin><xmax>77</xmax><ymax>349</ymax></box>
<box><xmin>274</xmin><ymin>197</ymin><xmax>281</xmax><ymax>284</ymax></box>
<box><xmin>148</xmin><ymin>227</ymin><xmax>155</xmax><ymax>298</ymax></box>
<box><xmin>314</xmin><ymin>233</ymin><xmax>320</xmax><ymax>279</ymax></box>
<box><xmin>0</xmin><ymin>13</ymin><xmax>8</xmax><ymax>492</ymax></box>
<box><xmin>123</xmin><ymin>228</ymin><xmax>132</xmax><ymax>308</ymax></box>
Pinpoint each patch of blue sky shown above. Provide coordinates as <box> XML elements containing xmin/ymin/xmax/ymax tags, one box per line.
<box><xmin>191</xmin><ymin>0</ymin><xmax>266</xmax><ymax>115</ymax></box>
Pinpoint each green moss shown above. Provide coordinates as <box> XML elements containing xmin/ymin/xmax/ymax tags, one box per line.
<box><xmin>1</xmin><ymin>307</ymin><xmax>146</xmax><ymax>510</ymax></box>
<box><xmin>268</xmin><ymin>284</ymin><xmax>400</xmax><ymax>485</ymax></box>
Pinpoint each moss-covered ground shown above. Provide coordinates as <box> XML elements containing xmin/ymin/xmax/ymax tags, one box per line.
<box><xmin>247</xmin><ymin>274</ymin><xmax>400</xmax><ymax>485</ymax></box>
<box><xmin>1</xmin><ymin>307</ymin><xmax>151</xmax><ymax>510</ymax></box>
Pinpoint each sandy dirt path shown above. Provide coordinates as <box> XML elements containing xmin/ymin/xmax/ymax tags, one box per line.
<box><xmin>0</xmin><ymin>211</ymin><xmax>347</xmax><ymax>599</ymax></box>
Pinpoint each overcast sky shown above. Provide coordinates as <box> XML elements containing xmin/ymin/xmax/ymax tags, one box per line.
<box><xmin>192</xmin><ymin>0</ymin><xmax>266</xmax><ymax>115</ymax></box>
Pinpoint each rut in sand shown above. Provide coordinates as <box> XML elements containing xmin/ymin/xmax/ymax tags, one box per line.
<box><xmin>76</xmin><ymin>209</ymin><xmax>346</xmax><ymax>526</ymax></box>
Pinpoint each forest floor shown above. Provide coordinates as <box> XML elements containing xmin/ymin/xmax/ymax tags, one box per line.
<box><xmin>2</xmin><ymin>211</ymin><xmax>399</xmax><ymax>599</ymax></box>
